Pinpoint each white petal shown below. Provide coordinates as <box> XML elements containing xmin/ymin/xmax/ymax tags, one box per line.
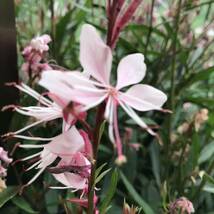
<box><xmin>119</xmin><ymin>101</ymin><xmax>156</xmax><ymax>136</ymax></box>
<box><xmin>80</xmin><ymin>24</ymin><xmax>112</xmax><ymax>84</ymax></box>
<box><xmin>120</xmin><ymin>84</ymin><xmax>167</xmax><ymax>111</ymax></box>
<box><xmin>116</xmin><ymin>54</ymin><xmax>146</xmax><ymax>90</ymax></box>
<box><xmin>45</xmin><ymin>126</ymin><xmax>85</xmax><ymax>156</ymax></box>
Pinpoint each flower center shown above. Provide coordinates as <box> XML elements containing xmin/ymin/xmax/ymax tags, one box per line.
<box><xmin>107</xmin><ymin>87</ymin><xmax>118</xmax><ymax>99</ymax></box>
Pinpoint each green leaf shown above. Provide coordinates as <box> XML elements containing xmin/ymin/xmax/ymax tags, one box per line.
<box><xmin>0</xmin><ymin>186</ymin><xmax>19</xmax><ymax>208</ymax></box>
<box><xmin>95</xmin><ymin>163</ymin><xmax>107</xmax><ymax>179</ymax></box>
<box><xmin>44</xmin><ymin>174</ymin><xmax>59</xmax><ymax>214</ymax></box>
<box><xmin>198</xmin><ymin>142</ymin><xmax>214</xmax><ymax>164</ymax></box>
<box><xmin>95</xmin><ymin>168</ymin><xmax>111</xmax><ymax>185</ymax></box>
<box><xmin>149</xmin><ymin>143</ymin><xmax>161</xmax><ymax>187</ymax></box>
<box><xmin>100</xmin><ymin>169</ymin><xmax>118</xmax><ymax>214</ymax></box>
<box><xmin>119</xmin><ymin>171</ymin><xmax>155</xmax><ymax>214</ymax></box>
<box><xmin>203</xmin><ymin>173</ymin><xmax>214</xmax><ymax>185</ymax></box>
<box><xmin>98</xmin><ymin>120</ymin><xmax>106</xmax><ymax>143</ymax></box>
<box><xmin>55</xmin><ymin>10</ymin><xmax>73</xmax><ymax>52</ymax></box>
<box><xmin>203</xmin><ymin>184</ymin><xmax>214</xmax><ymax>194</ymax></box>
<box><xmin>127</xmin><ymin>24</ymin><xmax>167</xmax><ymax>39</ymax></box>
<box><xmin>178</xmin><ymin>66</ymin><xmax>214</xmax><ymax>92</ymax></box>
<box><xmin>12</xmin><ymin>196</ymin><xmax>38</xmax><ymax>214</ymax></box>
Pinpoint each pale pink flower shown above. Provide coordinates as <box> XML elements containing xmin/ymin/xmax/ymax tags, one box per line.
<box><xmin>0</xmin><ymin>147</ymin><xmax>12</xmax><ymax>165</ymax></box>
<box><xmin>51</xmin><ymin>152</ymin><xmax>90</xmax><ymax>190</ymax></box>
<box><xmin>169</xmin><ymin>197</ymin><xmax>195</xmax><ymax>214</ymax></box>
<box><xmin>3</xmin><ymin>83</ymin><xmax>83</xmax><ymax>139</ymax></box>
<box><xmin>30</xmin><ymin>35</ymin><xmax>51</xmax><ymax>53</ymax></box>
<box><xmin>22</xmin><ymin>34</ymin><xmax>51</xmax><ymax>74</ymax></box>
<box><xmin>19</xmin><ymin>126</ymin><xmax>90</xmax><ymax>190</ymax></box>
<box><xmin>39</xmin><ymin>24</ymin><xmax>167</xmax><ymax>160</ymax></box>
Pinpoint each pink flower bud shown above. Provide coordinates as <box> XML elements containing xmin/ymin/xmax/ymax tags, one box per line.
<box><xmin>0</xmin><ymin>147</ymin><xmax>12</xmax><ymax>165</ymax></box>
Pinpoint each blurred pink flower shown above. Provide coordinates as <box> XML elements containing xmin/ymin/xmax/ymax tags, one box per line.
<box><xmin>0</xmin><ymin>147</ymin><xmax>12</xmax><ymax>179</ymax></box>
<box><xmin>0</xmin><ymin>147</ymin><xmax>12</xmax><ymax>165</ymax></box>
<box><xmin>30</xmin><ymin>35</ymin><xmax>51</xmax><ymax>53</ymax></box>
<box><xmin>22</xmin><ymin>34</ymin><xmax>52</xmax><ymax>75</ymax></box>
<box><xmin>19</xmin><ymin>126</ymin><xmax>91</xmax><ymax>190</ymax></box>
<box><xmin>169</xmin><ymin>197</ymin><xmax>195</xmax><ymax>214</ymax></box>
<box><xmin>39</xmin><ymin>24</ymin><xmax>167</xmax><ymax>161</ymax></box>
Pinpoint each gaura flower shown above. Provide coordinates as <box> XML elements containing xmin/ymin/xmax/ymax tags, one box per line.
<box><xmin>39</xmin><ymin>24</ymin><xmax>167</xmax><ymax>161</ymax></box>
<box><xmin>169</xmin><ymin>197</ymin><xmax>195</xmax><ymax>214</ymax></box>
<box><xmin>49</xmin><ymin>152</ymin><xmax>91</xmax><ymax>190</ymax></box>
<box><xmin>29</xmin><ymin>34</ymin><xmax>51</xmax><ymax>53</ymax></box>
<box><xmin>3</xmin><ymin>83</ymin><xmax>84</xmax><ymax>138</ymax></box>
<box><xmin>18</xmin><ymin>126</ymin><xmax>90</xmax><ymax>190</ymax></box>
<box><xmin>22</xmin><ymin>34</ymin><xmax>52</xmax><ymax>75</ymax></box>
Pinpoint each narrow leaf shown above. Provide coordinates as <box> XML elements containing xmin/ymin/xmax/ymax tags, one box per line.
<box><xmin>95</xmin><ymin>163</ymin><xmax>107</xmax><ymax>179</ymax></box>
<box><xmin>95</xmin><ymin>168</ymin><xmax>111</xmax><ymax>185</ymax></box>
<box><xmin>0</xmin><ymin>186</ymin><xmax>19</xmax><ymax>208</ymax></box>
<box><xmin>120</xmin><ymin>171</ymin><xmax>155</xmax><ymax>214</ymax></box>
<box><xmin>98</xmin><ymin>120</ymin><xmax>106</xmax><ymax>143</ymax></box>
<box><xmin>198</xmin><ymin>142</ymin><xmax>214</xmax><ymax>164</ymax></box>
<box><xmin>12</xmin><ymin>196</ymin><xmax>38</xmax><ymax>214</ymax></box>
<box><xmin>100</xmin><ymin>169</ymin><xmax>118</xmax><ymax>214</ymax></box>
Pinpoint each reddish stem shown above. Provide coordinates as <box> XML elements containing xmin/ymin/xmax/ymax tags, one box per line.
<box><xmin>111</xmin><ymin>0</ymin><xmax>142</xmax><ymax>48</ymax></box>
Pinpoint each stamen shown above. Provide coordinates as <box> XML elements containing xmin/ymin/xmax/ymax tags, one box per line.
<box><xmin>25</xmin><ymin>159</ymin><xmax>42</xmax><ymax>171</ymax></box>
<box><xmin>108</xmin><ymin>98</ymin><xmax>115</xmax><ymax>143</ymax></box>
<box><xmin>13</xmin><ymin>119</ymin><xmax>47</xmax><ymax>135</ymax></box>
<box><xmin>26</xmin><ymin>167</ymin><xmax>46</xmax><ymax>186</ymax></box>
<box><xmin>113</xmin><ymin>102</ymin><xmax>123</xmax><ymax>157</ymax></box>
<box><xmin>21</xmin><ymin>151</ymin><xmax>42</xmax><ymax>161</ymax></box>
<box><xmin>14</xmin><ymin>135</ymin><xmax>54</xmax><ymax>141</ymax></box>
<box><xmin>21</xmin><ymin>83</ymin><xmax>52</xmax><ymax>106</ymax></box>
<box><xmin>19</xmin><ymin>144</ymin><xmax>45</xmax><ymax>148</ymax></box>
<box><xmin>50</xmin><ymin>186</ymin><xmax>79</xmax><ymax>191</ymax></box>
<box><xmin>104</xmin><ymin>97</ymin><xmax>111</xmax><ymax>120</ymax></box>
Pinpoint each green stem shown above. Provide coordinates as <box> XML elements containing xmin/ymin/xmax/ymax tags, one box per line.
<box><xmin>87</xmin><ymin>103</ymin><xmax>106</xmax><ymax>214</ymax></box>
<box><xmin>170</xmin><ymin>0</ymin><xmax>182</xmax><ymax>116</ymax></box>
<box><xmin>144</xmin><ymin>0</ymin><xmax>155</xmax><ymax>55</ymax></box>
<box><xmin>166</xmin><ymin>0</ymin><xmax>183</xmax><ymax>179</ymax></box>
<box><xmin>50</xmin><ymin>0</ymin><xmax>56</xmax><ymax>58</ymax></box>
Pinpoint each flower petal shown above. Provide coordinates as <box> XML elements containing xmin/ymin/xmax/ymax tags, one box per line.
<box><xmin>116</xmin><ymin>54</ymin><xmax>146</xmax><ymax>89</ymax></box>
<box><xmin>53</xmin><ymin>172</ymin><xmax>87</xmax><ymax>190</ymax></box>
<box><xmin>15</xmin><ymin>106</ymin><xmax>61</xmax><ymax>121</ymax></box>
<box><xmin>119</xmin><ymin>101</ymin><xmax>156</xmax><ymax>136</ymax></box>
<box><xmin>80</xmin><ymin>24</ymin><xmax>112</xmax><ymax>84</ymax></box>
<box><xmin>39</xmin><ymin>70</ymin><xmax>77</xmax><ymax>105</ymax></box>
<box><xmin>45</xmin><ymin>126</ymin><xmax>85</xmax><ymax>156</ymax></box>
<box><xmin>119</xmin><ymin>84</ymin><xmax>167</xmax><ymax>111</ymax></box>
<box><xmin>40</xmin><ymin>70</ymin><xmax>106</xmax><ymax>107</ymax></box>
<box><xmin>52</xmin><ymin>153</ymin><xmax>89</xmax><ymax>189</ymax></box>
